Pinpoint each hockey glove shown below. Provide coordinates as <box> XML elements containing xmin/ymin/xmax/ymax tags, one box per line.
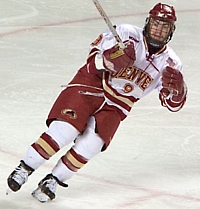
<box><xmin>160</xmin><ymin>66</ymin><xmax>187</xmax><ymax>111</ymax></box>
<box><xmin>162</xmin><ymin>66</ymin><xmax>184</xmax><ymax>96</ymax></box>
<box><xmin>102</xmin><ymin>41</ymin><xmax>136</xmax><ymax>73</ymax></box>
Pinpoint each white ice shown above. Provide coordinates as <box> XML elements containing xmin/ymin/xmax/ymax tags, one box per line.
<box><xmin>0</xmin><ymin>0</ymin><xmax>200</xmax><ymax>208</ymax></box>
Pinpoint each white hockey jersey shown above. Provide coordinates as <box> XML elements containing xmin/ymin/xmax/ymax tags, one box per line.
<box><xmin>88</xmin><ymin>23</ymin><xmax>185</xmax><ymax>119</ymax></box>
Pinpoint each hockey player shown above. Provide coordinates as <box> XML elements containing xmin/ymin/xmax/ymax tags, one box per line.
<box><xmin>7</xmin><ymin>3</ymin><xmax>187</xmax><ymax>202</ymax></box>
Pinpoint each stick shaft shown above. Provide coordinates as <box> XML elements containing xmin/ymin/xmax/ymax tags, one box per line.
<box><xmin>92</xmin><ymin>0</ymin><xmax>125</xmax><ymax>49</ymax></box>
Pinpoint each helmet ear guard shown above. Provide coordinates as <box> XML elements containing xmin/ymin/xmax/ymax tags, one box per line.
<box><xmin>144</xmin><ymin>3</ymin><xmax>177</xmax><ymax>48</ymax></box>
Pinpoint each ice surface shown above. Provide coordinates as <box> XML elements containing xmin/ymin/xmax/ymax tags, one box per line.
<box><xmin>0</xmin><ymin>0</ymin><xmax>200</xmax><ymax>208</ymax></box>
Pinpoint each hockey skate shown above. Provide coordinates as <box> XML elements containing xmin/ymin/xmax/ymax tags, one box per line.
<box><xmin>32</xmin><ymin>174</ymin><xmax>68</xmax><ymax>203</ymax></box>
<box><xmin>7</xmin><ymin>160</ymin><xmax>34</xmax><ymax>192</ymax></box>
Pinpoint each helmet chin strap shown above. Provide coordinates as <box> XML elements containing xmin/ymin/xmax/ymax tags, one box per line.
<box><xmin>148</xmin><ymin>37</ymin><xmax>165</xmax><ymax>48</ymax></box>
<box><xmin>147</xmin><ymin>40</ymin><xmax>165</xmax><ymax>55</ymax></box>
<box><xmin>143</xmin><ymin>36</ymin><xmax>167</xmax><ymax>56</ymax></box>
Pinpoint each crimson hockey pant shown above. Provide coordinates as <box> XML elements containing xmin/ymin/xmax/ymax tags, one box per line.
<box><xmin>22</xmin><ymin>65</ymin><xmax>121</xmax><ymax>181</ymax></box>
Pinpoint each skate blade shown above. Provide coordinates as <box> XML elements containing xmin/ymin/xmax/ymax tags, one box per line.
<box><xmin>32</xmin><ymin>188</ymin><xmax>50</xmax><ymax>203</ymax></box>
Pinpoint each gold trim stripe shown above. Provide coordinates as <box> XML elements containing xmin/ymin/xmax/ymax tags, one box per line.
<box><xmin>87</xmin><ymin>50</ymin><xmax>98</xmax><ymax>59</ymax></box>
<box><xmin>36</xmin><ymin>138</ymin><xmax>56</xmax><ymax>156</ymax></box>
<box><xmin>66</xmin><ymin>151</ymin><xmax>85</xmax><ymax>169</ymax></box>
<box><xmin>110</xmin><ymin>50</ymin><xmax>124</xmax><ymax>59</ymax></box>
<box><xmin>102</xmin><ymin>73</ymin><xmax>135</xmax><ymax>108</ymax></box>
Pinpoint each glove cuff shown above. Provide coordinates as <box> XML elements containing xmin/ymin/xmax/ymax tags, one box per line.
<box><xmin>95</xmin><ymin>53</ymin><xmax>106</xmax><ymax>72</ymax></box>
<box><xmin>170</xmin><ymin>82</ymin><xmax>187</xmax><ymax>103</ymax></box>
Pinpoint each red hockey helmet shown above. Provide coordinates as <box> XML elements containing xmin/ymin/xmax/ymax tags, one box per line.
<box><xmin>144</xmin><ymin>3</ymin><xmax>177</xmax><ymax>49</ymax></box>
<box><xmin>149</xmin><ymin>3</ymin><xmax>177</xmax><ymax>23</ymax></box>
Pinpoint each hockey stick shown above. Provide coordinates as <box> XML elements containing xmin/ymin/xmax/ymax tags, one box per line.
<box><xmin>92</xmin><ymin>0</ymin><xmax>125</xmax><ymax>49</ymax></box>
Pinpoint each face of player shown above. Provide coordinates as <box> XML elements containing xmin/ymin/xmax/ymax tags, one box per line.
<box><xmin>149</xmin><ymin>18</ymin><xmax>172</xmax><ymax>42</ymax></box>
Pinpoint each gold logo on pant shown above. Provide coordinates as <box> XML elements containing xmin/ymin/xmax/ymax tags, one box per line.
<box><xmin>61</xmin><ymin>109</ymin><xmax>77</xmax><ymax>119</ymax></box>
